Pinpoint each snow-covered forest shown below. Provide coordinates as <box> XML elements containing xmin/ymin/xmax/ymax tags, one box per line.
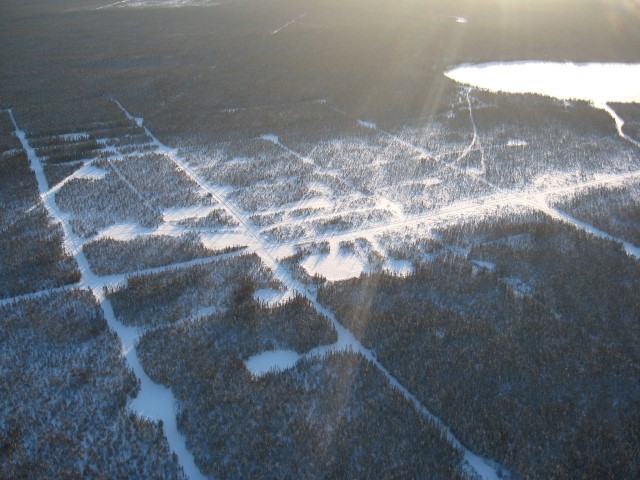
<box><xmin>2</xmin><ymin>0</ymin><xmax>640</xmax><ymax>478</ymax></box>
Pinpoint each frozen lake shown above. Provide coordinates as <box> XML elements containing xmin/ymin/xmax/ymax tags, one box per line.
<box><xmin>445</xmin><ymin>62</ymin><xmax>640</xmax><ymax>105</ymax></box>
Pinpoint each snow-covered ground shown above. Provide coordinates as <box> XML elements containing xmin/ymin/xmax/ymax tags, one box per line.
<box><xmin>245</xmin><ymin>349</ymin><xmax>301</xmax><ymax>376</ymax></box>
<box><xmin>300</xmin><ymin>246</ymin><xmax>368</xmax><ymax>282</ymax></box>
<box><xmin>253</xmin><ymin>288</ymin><xmax>292</xmax><ymax>306</ymax></box>
<box><xmin>6</xmin><ymin>66</ymin><xmax>640</xmax><ymax>478</ymax></box>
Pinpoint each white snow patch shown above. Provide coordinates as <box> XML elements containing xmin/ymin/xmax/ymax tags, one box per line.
<box><xmin>98</xmin><ymin>1</ymin><xmax>222</xmax><ymax>10</ymax></box>
<box><xmin>358</xmin><ymin>119</ymin><xmax>377</xmax><ymax>130</ymax></box>
<box><xmin>264</xmin><ymin>244</ymin><xmax>297</xmax><ymax>261</ymax></box>
<box><xmin>254</xmin><ymin>288</ymin><xmax>292</xmax><ymax>306</ymax></box>
<box><xmin>507</xmin><ymin>139</ymin><xmax>528</xmax><ymax>147</ymax></box>
<box><xmin>301</xmin><ymin>248</ymin><xmax>366</xmax><ymax>282</ymax></box>
<box><xmin>471</xmin><ymin>259</ymin><xmax>496</xmax><ymax>271</ymax></box>
<box><xmin>75</xmin><ymin>164</ymin><xmax>108</xmax><ymax>180</ymax></box>
<box><xmin>191</xmin><ymin>305</ymin><xmax>222</xmax><ymax>318</ymax></box>
<box><xmin>245</xmin><ymin>350</ymin><xmax>301</xmax><ymax>376</ymax></box>
<box><xmin>257</xmin><ymin>196</ymin><xmax>333</xmax><ymax>217</ymax></box>
<box><xmin>386</xmin><ymin>259</ymin><xmax>414</xmax><ymax>277</ymax></box>
<box><xmin>291</xmin><ymin>196</ymin><xmax>333</xmax><ymax>212</ymax></box>
<box><xmin>375</xmin><ymin>196</ymin><xmax>404</xmax><ymax>219</ymax></box>
<box><xmin>260</xmin><ymin>134</ymin><xmax>280</xmax><ymax>144</ymax></box>
<box><xmin>503</xmin><ymin>277</ymin><xmax>533</xmax><ymax>298</ymax></box>
<box><xmin>462</xmin><ymin>451</ymin><xmax>502</xmax><ymax>480</ymax></box>
<box><xmin>438</xmin><ymin>15</ymin><xmax>468</xmax><ymax>25</ymax></box>
<box><xmin>227</xmin><ymin>156</ymin><xmax>251</xmax><ymax>164</ymax></box>
<box><xmin>307</xmin><ymin>181</ymin><xmax>333</xmax><ymax>197</ymax></box>
<box><xmin>95</xmin><ymin>222</ymin><xmax>156</xmax><ymax>241</ymax></box>
<box><xmin>200</xmin><ymin>231</ymin><xmax>251</xmax><ymax>250</ymax></box>
<box><xmin>163</xmin><ymin>205</ymin><xmax>218</xmax><ymax>222</ymax></box>
<box><xmin>532</xmin><ymin>172</ymin><xmax>590</xmax><ymax>191</ymax></box>
<box><xmin>60</xmin><ymin>132</ymin><xmax>89</xmax><ymax>140</ymax></box>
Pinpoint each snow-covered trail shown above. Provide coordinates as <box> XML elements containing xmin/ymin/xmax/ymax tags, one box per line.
<box><xmin>89</xmin><ymin>248</ymin><xmax>248</xmax><ymax>292</ymax></box>
<box><xmin>261</xmin><ymin>134</ymin><xmax>314</xmax><ymax>164</ymax></box>
<box><xmin>544</xmin><ymin>204</ymin><xmax>640</xmax><ymax>259</ymax></box>
<box><xmin>96</xmin><ymin>0</ymin><xmax>131</xmax><ymax>11</ymax></box>
<box><xmin>107</xmin><ymin>160</ymin><xmax>158</xmax><ymax>213</ymax></box>
<box><xmin>282</xmin><ymin>191</ymin><xmax>523</xmax><ymax>247</ymax></box>
<box><xmin>0</xmin><ymin>283</ymin><xmax>81</xmax><ymax>308</ymax></box>
<box><xmin>7</xmin><ymin>109</ymin><xmax>207</xmax><ymax>480</ymax></box>
<box><xmin>271</xmin><ymin>12</ymin><xmax>307</xmax><ymax>36</ymax></box>
<box><xmin>0</xmin><ymin>246</ymin><xmax>245</xmax><ymax>315</ymax></box>
<box><xmin>461</xmin><ymin>87</ymin><xmax>486</xmax><ymax>172</ymax></box>
<box><xmin>111</xmin><ymin>101</ymin><xmax>503</xmax><ymax>480</ymax></box>
<box><xmin>596</xmin><ymin>103</ymin><xmax>640</xmax><ymax>149</ymax></box>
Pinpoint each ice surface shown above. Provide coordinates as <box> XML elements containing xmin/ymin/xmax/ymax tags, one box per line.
<box><xmin>445</xmin><ymin>62</ymin><xmax>640</xmax><ymax>105</ymax></box>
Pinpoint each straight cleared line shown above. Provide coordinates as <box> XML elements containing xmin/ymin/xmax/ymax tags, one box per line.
<box><xmin>271</xmin><ymin>13</ymin><xmax>307</xmax><ymax>35</ymax></box>
<box><xmin>0</xmin><ymin>283</ymin><xmax>83</xmax><ymax>308</ymax></box>
<box><xmin>96</xmin><ymin>0</ymin><xmax>131</xmax><ymax>10</ymax></box>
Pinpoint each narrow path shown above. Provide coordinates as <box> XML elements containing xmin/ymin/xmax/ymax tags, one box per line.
<box><xmin>107</xmin><ymin>160</ymin><xmax>158</xmax><ymax>213</ymax></box>
<box><xmin>112</xmin><ymin>100</ymin><xmax>503</xmax><ymax>480</ymax></box>
<box><xmin>462</xmin><ymin>87</ymin><xmax>486</xmax><ymax>173</ymax></box>
<box><xmin>271</xmin><ymin>12</ymin><xmax>307</xmax><ymax>36</ymax></box>
<box><xmin>0</xmin><ymin>249</ymin><xmax>245</xmax><ymax>322</ymax></box>
<box><xmin>0</xmin><ymin>282</ymin><xmax>81</xmax><ymax>308</ymax></box>
<box><xmin>7</xmin><ymin>109</ymin><xmax>207</xmax><ymax>480</ymax></box>
<box><xmin>596</xmin><ymin>102</ymin><xmax>640</xmax><ymax>149</ymax></box>
<box><xmin>326</xmin><ymin>105</ymin><xmax>434</xmax><ymax>158</ymax></box>
<box><xmin>261</xmin><ymin>134</ymin><xmax>314</xmax><ymax>164</ymax></box>
<box><xmin>96</xmin><ymin>0</ymin><xmax>131</xmax><ymax>11</ymax></box>
<box><xmin>544</xmin><ymin>205</ymin><xmax>640</xmax><ymax>259</ymax></box>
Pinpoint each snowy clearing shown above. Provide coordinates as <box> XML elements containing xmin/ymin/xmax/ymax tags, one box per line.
<box><xmin>245</xmin><ymin>349</ymin><xmax>301</xmax><ymax>376</ymax></box>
